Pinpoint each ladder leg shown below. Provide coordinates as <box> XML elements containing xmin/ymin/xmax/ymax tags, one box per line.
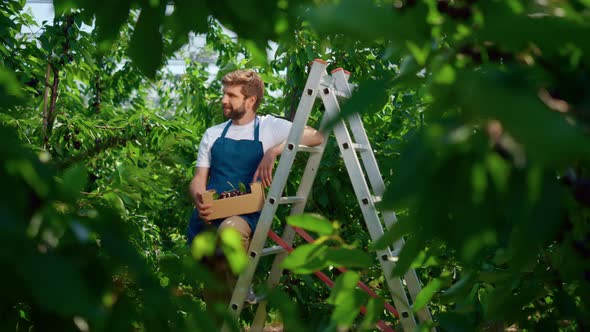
<box><xmin>319</xmin><ymin>88</ymin><xmax>418</xmax><ymax>331</ymax></box>
<box><xmin>350</xmin><ymin>110</ymin><xmax>433</xmax><ymax>324</ymax></box>
<box><xmin>222</xmin><ymin>60</ymin><xmax>328</xmax><ymax>332</ymax></box>
<box><xmin>332</xmin><ymin>70</ymin><xmax>435</xmax><ymax>327</ymax></box>
<box><xmin>252</xmin><ymin>107</ymin><xmax>333</xmax><ymax>330</ymax></box>
<box><xmin>251</xmin><ymin>226</ymin><xmax>295</xmax><ymax>330</ymax></box>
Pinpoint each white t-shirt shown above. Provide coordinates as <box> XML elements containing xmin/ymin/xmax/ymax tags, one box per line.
<box><xmin>196</xmin><ymin>115</ymin><xmax>292</xmax><ymax>168</ymax></box>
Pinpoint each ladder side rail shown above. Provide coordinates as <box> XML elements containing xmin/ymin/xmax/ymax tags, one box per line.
<box><xmin>223</xmin><ymin>61</ymin><xmax>328</xmax><ymax>327</ymax></box>
<box><xmin>331</xmin><ymin>71</ymin><xmax>406</xmax><ymax>251</ymax></box>
<box><xmin>348</xmin><ymin>112</ymin><xmax>434</xmax><ymax>326</ymax></box>
<box><xmin>331</xmin><ymin>71</ymin><xmax>392</xmax><ymax>219</ymax></box>
<box><xmin>250</xmin><ymin>225</ymin><xmax>296</xmax><ymax>331</ymax></box>
<box><xmin>320</xmin><ymin>87</ymin><xmax>417</xmax><ymax>332</ymax></box>
<box><xmin>332</xmin><ymin>72</ymin><xmax>434</xmax><ymax>327</ymax></box>
<box><xmin>404</xmin><ymin>269</ymin><xmax>434</xmax><ymax>324</ymax></box>
<box><xmin>331</xmin><ymin>71</ymin><xmax>408</xmax><ymax>260</ymax></box>
<box><xmin>252</xmin><ymin>105</ymin><xmax>333</xmax><ymax>330</ymax></box>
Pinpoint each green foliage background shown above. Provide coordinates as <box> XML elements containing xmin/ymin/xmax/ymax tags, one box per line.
<box><xmin>1</xmin><ymin>0</ymin><xmax>589</xmax><ymax>331</ymax></box>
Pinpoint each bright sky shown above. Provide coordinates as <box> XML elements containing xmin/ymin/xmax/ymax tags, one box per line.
<box><xmin>23</xmin><ymin>1</ymin><xmax>214</xmax><ymax>75</ymax></box>
<box><xmin>22</xmin><ymin>1</ymin><xmax>281</xmax><ymax>93</ymax></box>
<box><xmin>24</xmin><ymin>1</ymin><xmax>53</xmax><ymax>23</ymax></box>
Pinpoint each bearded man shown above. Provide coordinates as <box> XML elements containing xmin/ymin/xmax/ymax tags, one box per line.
<box><xmin>187</xmin><ymin>69</ymin><xmax>323</xmax><ymax>303</ymax></box>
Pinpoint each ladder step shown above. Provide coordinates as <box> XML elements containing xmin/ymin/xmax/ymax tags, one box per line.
<box><xmin>341</xmin><ymin>142</ymin><xmax>369</xmax><ymax>152</ymax></box>
<box><xmin>279</xmin><ymin>196</ymin><xmax>306</xmax><ymax>204</ymax></box>
<box><xmin>329</xmin><ymin>89</ymin><xmax>351</xmax><ymax>99</ymax></box>
<box><xmin>373</xmin><ymin>195</ymin><xmax>382</xmax><ymax>203</ymax></box>
<box><xmin>381</xmin><ymin>249</ymin><xmax>401</xmax><ymax>262</ymax></box>
<box><xmin>261</xmin><ymin>245</ymin><xmax>287</xmax><ymax>257</ymax></box>
<box><xmin>319</xmin><ymin>80</ymin><xmax>355</xmax><ymax>99</ymax></box>
<box><xmin>298</xmin><ymin>145</ymin><xmax>322</xmax><ymax>153</ymax></box>
<box><xmin>352</xmin><ymin>143</ymin><xmax>369</xmax><ymax>152</ymax></box>
<box><xmin>391</xmin><ymin>248</ymin><xmax>401</xmax><ymax>260</ymax></box>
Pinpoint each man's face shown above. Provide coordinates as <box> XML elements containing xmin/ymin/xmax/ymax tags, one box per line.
<box><xmin>222</xmin><ymin>85</ymin><xmax>251</xmax><ymax>120</ymax></box>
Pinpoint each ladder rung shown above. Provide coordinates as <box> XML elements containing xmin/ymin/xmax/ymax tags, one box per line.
<box><xmin>372</xmin><ymin>195</ymin><xmax>382</xmax><ymax>204</ymax></box>
<box><xmin>352</xmin><ymin>143</ymin><xmax>368</xmax><ymax>152</ymax></box>
<box><xmin>382</xmin><ymin>249</ymin><xmax>401</xmax><ymax>262</ymax></box>
<box><xmin>319</xmin><ymin>81</ymin><xmax>355</xmax><ymax>98</ymax></box>
<box><xmin>341</xmin><ymin>142</ymin><xmax>369</xmax><ymax>152</ymax></box>
<box><xmin>279</xmin><ymin>196</ymin><xmax>306</xmax><ymax>204</ymax></box>
<box><xmin>298</xmin><ymin>145</ymin><xmax>322</xmax><ymax>153</ymax></box>
<box><xmin>330</xmin><ymin>89</ymin><xmax>351</xmax><ymax>99</ymax></box>
<box><xmin>261</xmin><ymin>245</ymin><xmax>287</xmax><ymax>257</ymax></box>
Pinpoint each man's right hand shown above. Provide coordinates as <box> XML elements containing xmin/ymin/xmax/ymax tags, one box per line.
<box><xmin>195</xmin><ymin>192</ymin><xmax>213</xmax><ymax>223</ymax></box>
<box><xmin>191</xmin><ymin>167</ymin><xmax>212</xmax><ymax>223</ymax></box>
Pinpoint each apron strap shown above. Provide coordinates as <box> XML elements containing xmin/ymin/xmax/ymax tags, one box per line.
<box><xmin>254</xmin><ymin>116</ymin><xmax>260</xmax><ymax>142</ymax></box>
<box><xmin>220</xmin><ymin>120</ymin><xmax>232</xmax><ymax>138</ymax></box>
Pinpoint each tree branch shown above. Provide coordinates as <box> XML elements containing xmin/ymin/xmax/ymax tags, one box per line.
<box><xmin>42</xmin><ymin>63</ymin><xmax>52</xmax><ymax>147</ymax></box>
<box><xmin>43</xmin><ymin>14</ymin><xmax>75</xmax><ymax>144</ymax></box>
<box><xmin>46</xmin><ymin>65</ymin><xmax>60</xmax><ymax>136</ymax></box>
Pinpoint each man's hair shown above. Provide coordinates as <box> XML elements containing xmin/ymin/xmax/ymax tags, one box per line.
<box><xmin>222</xmin><ymin>69</ymin><xmax>264</xmax><ymax>111</ymax></box>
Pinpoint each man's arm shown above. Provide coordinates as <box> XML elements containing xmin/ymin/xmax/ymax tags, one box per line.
<box><xmin>253</xmin><ymin>126</ymin><xmax>324</xmax><ymax>187</ymax></box>
<box><xmin>301</xmin><ymin>126</ymin><xmax>324</xmax><ymax>147</ymax></box>
<box><xmin>190</xmin><ymin>167</ymin><xmax>213</xmax><ymax>221</ymax></box>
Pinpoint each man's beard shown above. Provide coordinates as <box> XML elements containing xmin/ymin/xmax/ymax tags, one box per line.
<box><xmin>224</xmin><ymin>103</ymin><xmax>247</xmax><ymax>120</ymax></box>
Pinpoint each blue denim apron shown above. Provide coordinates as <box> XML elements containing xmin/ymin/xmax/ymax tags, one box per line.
<box><xmin>187</xmin><ymin>117</ymin><xmax>264</xmax><ymax>245</ymax></box>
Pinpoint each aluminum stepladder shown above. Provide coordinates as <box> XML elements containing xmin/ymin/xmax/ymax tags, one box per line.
<box><xmin>223</xmin><ymin>59</ymin><xmax>433</xmax><ymax>332</ymax></box>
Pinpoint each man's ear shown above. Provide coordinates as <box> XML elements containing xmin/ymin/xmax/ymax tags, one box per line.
<box><xmin>247</xmin><ymin>95</ymin><xmax>257</xmax><ymax>109</ymax></box>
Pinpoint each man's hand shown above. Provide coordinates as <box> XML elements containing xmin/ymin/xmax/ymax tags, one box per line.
<box><xmin>190</xmin><ymin>167</ymin><xmax>212</xmax><ymax>223</ymax></box>
<box><xmin>195</xmin><ymin>192</ymin><xmax>213</xmax><ymax>223</ymax></box>
<box><xmin>253</xmin><ymin>145</ymin><xmax>282</xmax><ymax>188</ymax></box>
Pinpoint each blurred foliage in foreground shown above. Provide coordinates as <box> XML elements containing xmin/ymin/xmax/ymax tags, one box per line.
<box><xmin>1</xmin><ymin>0</ymin><xmax>590</xmax><ymax>331</ymax></box>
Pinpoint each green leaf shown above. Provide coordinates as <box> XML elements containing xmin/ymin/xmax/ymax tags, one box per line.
<box><xmin>391</xmin><ymin>236</ymin><xmax>423</xmax><ymax>277</ymax></box>
<box><xmin>308</xmin><ymin>0</ymin><xmax>430</xmax><ymax>50</ymax></box>
<box><xmin>482</xmin><ymin>283</ymin><xmax>545</xmax><ymax>322</ymax></box>
<box><xmin>485</xmin><ymin>153</ymin><xmax>510</xmax><ymax>194</ymax></box>
<box><xmin>328</xmin><ymin>271</ymin><xmax>359</xmax><ymax>304</ymax></box>
<box><xmin>242</xmin><ymin>39</ymin><xmax>267</xmax><ymax>67</ymax></box>
<box><xmin>372</xmin><ymin>218</ymin><xmax>413</xmax><ymax>250</ymax></box>
<box><xmin>470</xmin><ymin>162</ymin><xmax>487</xmax><ymax>203</ymax></box>
<box><xmin>325</xmin><ymin>248</ymin><xmax>372</xmax><ymax>269</ymax></box>
<box><xmin>339</xmin><ymin>77</ymin><xmax>391</xmax><ymax>121</ymax></box>
<box><xmin>461</xmin><ymin>229</ymin><xmax>497</xmax><ymax>263</ymax></box>
<box><xmin>191</xmin><ymin>230</ymin><xmax>216</xmax><ymax>260</ymax></box>
<box><xmin>267</xmin><ymin>288</ymin><xmax>306</xmax><ymax>331</ymax></box>
<box><xmin>238</xmin><ymin>182</ymin><xmax>247</xmax><ymax>193</ymax></box>
<box><xmin>0</xmin><ymin>66</ymin><xmax>23</xmax><ymax>109</ymax></box>
<box><xmin>441</xmin><ymin>272</ymin><xmax>477</xmax><ymax>301</ymax></box>
<box><xmin>360</xmin><ymin>297</ymin><xmax>384</xmax><ymax>331</ymax></box>
<box><xmin>477</xmin><ymin>3</ymin><xmax>590</xmax><ymax>64</ymax></box>
<box><xmin>433</xmin><ymin>64</ymin><xmax>456</xmax><ymax>85</ymax></box>
<box><xmin>448</xmin><ymin>68</ymin><xmax>590</xmax><ymax>165</ymax></box>
<box><xmin>103</xmin><ymin>192</ymin><xmax>126</xmax><ymax>214</ymax></box>
<box><xmin>406</xmin><ymin>41</ymin><xmax>430</xmax><ymax>66</ymax></box>
<box><xmin>57</xmin><ymin>163</ymin><xmax>87</xmax><ymax>201</ymax></box>
<box><xmin>281</xmin><ymin>243</ymin><xmax>328</xmax><ymax>274</ymax></box>
<box><xmin>5</xmin><ymin>159</ymin><xmax>49</xmax><ymax>198</ymax></box>
<box><xmin>287</xmin><ymin>214</ymin><xmax>334</xmax><ymax>236</ymax></box>
<box><xmin>128</xmin><ymin>4</ymin><xmax>165</xmax><ymax>79</ymax></box>
<box><xmin>18</xmin><ymin>253</ymin><xmax>97</xmax><ymax>317</ymax></box>
<box><xmin>60</xmin><ymin>0</ymin><xmax>132</xmax><ymax>52</ymax></box>
<box><xmin>436</xmin><ymin>312</ymin><xmax>474</xmax><ymax>332</ymax></box>
<box><xmin>220</xmin><ymin>227</ymin><xmax>248</xmax><ymax>274</ymax></box>
<box><xmin>164</xmin><ymin>0</ymin><xmax>209</xmax><ymax>50</ymax></box>
<box><xmin>327</xmin><ymin>271</ymin><xmax>366</xmax><ymax>328</ymax></box>
<box><xmin>413</xmin><ymin>278</ymin><xmax>442</xmax><ymax>311</ymax></box>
